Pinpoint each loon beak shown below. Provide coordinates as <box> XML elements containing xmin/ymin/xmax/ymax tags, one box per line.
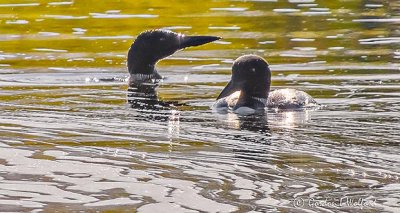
<box><xmin>217</xmin><ymin>80</ymin><xmax>239</xmax><ymax>100</ymax></box>
<box><xmin>180</xmin><ymin>35</ymin><xmax>221</xmax><ymax>49</ymax></box>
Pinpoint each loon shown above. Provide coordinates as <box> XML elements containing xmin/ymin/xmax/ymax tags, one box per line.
<box><xmin>127</xmin><ymin>29</ymin><xmax>220</xmax><ymax>86</ymax></box>
<box><xmin>126</xmin><ymin>29</ymin><xmax>220</xmax><ymax>110</ymax></box>
<box><xmin>214</xmin><ymin>55</ymin><xmax>317</xmax><ymax>114</ymax></box>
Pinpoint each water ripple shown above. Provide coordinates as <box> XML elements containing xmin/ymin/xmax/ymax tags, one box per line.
<box><xmin>1</xmin><ymin>0</ymin><xmax>400</xmax><ymax>211</ymax></box>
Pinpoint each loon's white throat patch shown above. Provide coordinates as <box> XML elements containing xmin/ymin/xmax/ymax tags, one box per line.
<box><xmin>251</xmin><ymin>96</ymin><xmax>268</xmax><ymax>104</ymax></box>
<box><xmin>129</xmin><ymin>73</ymin><xmax>162</xmax><ymax>85</ymax></box>
<box><xmin>225</xmin><ymin>91</ymin><xmax>267</xmax><ymax>106</ymax></box>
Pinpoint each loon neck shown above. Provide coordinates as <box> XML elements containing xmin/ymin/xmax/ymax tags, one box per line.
<box><xmin>239</xmin><ymin>89</ymin><xmax>268</xmax><ymax>101</ymax></box>
<box><xmin>127</xmin><ymin>47</ymin><xmax>164</xmax><ymax>87</ymax></box>
<box><xmin>128</xmin><ymin>51</ymin><xmax>157</xmax><ymax>74</ymax></box>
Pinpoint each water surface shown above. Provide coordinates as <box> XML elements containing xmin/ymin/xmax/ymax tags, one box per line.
<box><xmin>0</xmin><ymin>0</ymin><xmax>400</xmax><ymax>212</ymax></box>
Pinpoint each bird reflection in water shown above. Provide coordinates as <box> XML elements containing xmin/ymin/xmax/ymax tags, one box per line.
<box><xmin>215</xmin><ymin>108</ymin><xmax>315</xmax><ymax>134</ymax></box>
<box><xmin>216</xmin><ymin>112</ymin><xmax>273</xmax><ymax>163</ymax></box>
<box><xmin>127</xmin><ymin>80</ymin><xmax>182</xmax><ymax>129</ymax></box>
<box><xmin>268</xmin><ymin>108</ymin><xmax>313</xmax><ymax>128</ymax></box>
<box><xmin>215</xmin><ymin>109</ymin><xmax>315</xmax><ymax>163</ymax></box>
<box><xmin>215</xmin><ymin>111</ymin><xmax>271</xmax><ymax>142</ymax></box>
<box><xmin>127</xmin><ymin>82</ymin><xmax>180</xmax><ymax>111</ymax></box>
<box><xmin>127</xmin><ymin>82</ymin><xmax>182</xmax><ymax>153</ymax></box>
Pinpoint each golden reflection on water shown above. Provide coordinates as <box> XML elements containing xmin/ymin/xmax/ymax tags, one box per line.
<box><xmin>1</xmin><ymin>0</ymin><xmax>400</xmax><ymax>212</ymax></box>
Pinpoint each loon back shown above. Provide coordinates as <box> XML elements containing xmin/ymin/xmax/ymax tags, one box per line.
<box><xmin>267</xmin><ymin>88</ymin><xmax>318</xmax><ymax>109</ymax></box>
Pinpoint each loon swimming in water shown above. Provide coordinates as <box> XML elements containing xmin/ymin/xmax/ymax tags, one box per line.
<box><xmin>127</xmin><ymin>29</ymin><xmax>220</xmax><ymax>86</ymax></box>
<box><xmin>214</xmin><ymin>55</ymin><xmax>317</xmax><ymax>114</ymax></box>
<box><xmin>126</xmin><ymin>29</ymin><xmax>220</xmax><ymax>110</ymax></box>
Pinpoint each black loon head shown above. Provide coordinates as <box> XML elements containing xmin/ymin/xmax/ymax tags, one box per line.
<box><xmin>217</xmin><ymin>55</ymin><xmax>271</xmax><ymax>100</ymax></box>
<box><xmin>127</xmin><ymin>29</ymin><xmax>220</xmax><ymax>84</ymax></box>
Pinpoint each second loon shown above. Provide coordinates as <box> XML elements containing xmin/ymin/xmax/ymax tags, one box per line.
<box><xmin>127</xmin><ymin>29</ymin><xmax>220</xmax><ymax>86</ymax></box>
<box><xmin>214</xmin><ymin>55</ymin><xmax>318</xmax><ymax>114</ymax></box>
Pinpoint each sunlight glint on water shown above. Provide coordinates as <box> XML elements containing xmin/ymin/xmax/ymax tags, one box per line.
<box><xmin>0</xmin><ymin>0</ymin><xmax>400</xmax><ymax>212</ymax></box>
